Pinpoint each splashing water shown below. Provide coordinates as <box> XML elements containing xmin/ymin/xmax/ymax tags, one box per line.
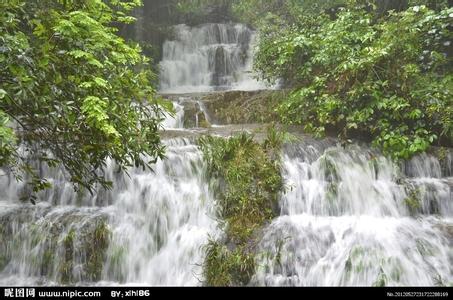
<box><xmin>159</xmin><ymin>23</ymin><xmax>267</xmax><ymax>93</ymax></box>
<box><xmin>0</xmin><ymin>138</ymin><xmax>218</xmax><ymax>286</ymax></box>
<box><xmin>162</xmin><ymin>102</ymin><xmax>185</xmax><ymax>129</ymax></box>
<box><xmin>252</xmin><ymin>142</ymin><xmax>453</xmax><ymax>286</ymax></box>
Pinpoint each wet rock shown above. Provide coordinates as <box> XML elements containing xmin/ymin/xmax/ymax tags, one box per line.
<box><xmin>182</xmin><ymin>101</ymin><xmax>199</xmax><ymax>128</ymax></box>
<box><xmin>201</xmin><ymin>90</ymin><xmax>287</xmax><ymax>124</ymax></box>
<box><xmin>435</xmin><ymin>224</ymin><xmax>453</xmax><ymax>246</ymax></box>
<box><xmin>0</xmin><ymin>205</ymin><xmax>111</xmax><ymax>284</ymax></box>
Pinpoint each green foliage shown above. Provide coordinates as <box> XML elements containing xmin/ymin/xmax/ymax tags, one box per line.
<box><xmin>404</xmin><ymin>188</ymin><xmax>422</xmax><ymax>215</ymax></box>
<box><xmin>0</xmin><ymin>110</ymin><xmax>16</xmax><ymax>167</ymax></box>
<box><xmin>60</xmin><ymin>220</ymin><xmax>111</xmax><ymax>283</ymax></box>
<box><xmin>86</xmin><ymin>220</ymin><xmax>111</xmax><ymax>281</ymax></box>
<box><xmin>0</xmin><ymin>0</ymin><xmax>167</xmax><ymax>196</ymax></box>
<box><xmin>168</xmin><ymin>0</ymin><xmax>238</xmax><ymax>25</ymax></box>
<box><xmin>233</xmin><ymin>0</ymin><xmax>347</xmax><ymax>27</ymax></box>
<box><xmin>199</xmin><ymin>133</ymin><xmax>282</xmax><ymax>235</ymax></box>
<box><xmin>373</xmin><ymin>268</ymin><xmax>388</xmax><ymax>287</ymax></box>
<box><xmin>176</xmin><ymin>0</ymin><xmax>231</xmax><ymax>13</ymax></box>
<box><xmin>263</xmin><ymin>124</ymin><xmax>297</xmax><ymax>151</ymax></box>
<box><xmin>60</xmin><ymin>228</ymin><xmax>76</xmax><ymax>284</ymax></box>
<box><xmin>409</xmin><ymin>0</ymin><xmax>451</xmax><ymax>11</ymax></box>
<box><xmin>203</xmin><ymin>240</ymin><xmax>255</xmax><ymax>286</ymax></box>
<box><xmin>199</xmin><ymin>130</ymin><xmax>284</xmax><ymax>286</ymax></box>
<box><xmin>252</xmin><ymin>3</ymin><xmax>453</xmax><ymax>159</ymax></box>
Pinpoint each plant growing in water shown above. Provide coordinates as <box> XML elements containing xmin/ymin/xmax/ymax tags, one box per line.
<box><xmin>199</xmin><ymin>128</ymin><xmax>286</xmax><ymax>286</ymax></box>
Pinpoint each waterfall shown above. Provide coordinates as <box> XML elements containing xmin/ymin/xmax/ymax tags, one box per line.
<box><xmin>162</xmin><ymin>102</ymin><xmax>185</xmax><ymax>129</ymax></box>
<box><xmin>1</xmin><ymin>135</ymin><xmax>452</xmax><ymax>286</ymax></box>
<box><xmin>252</xmin><ymin>142</ymin><xmax>453</xmax><ymax>286</ymax></box>
<box><xmin>0</xmin><ymin>139</ymin><xmax>218</xmax><ymax>286</ymax></box>
<box><xmin>159</xmin><ymin>23</ymin><xmax>267</xmax><ymax>93</ymax></box>
<box><xmin>2</xmin><ymin>14</ymin><xmax>452</xmax><ymax>287</ymax></box>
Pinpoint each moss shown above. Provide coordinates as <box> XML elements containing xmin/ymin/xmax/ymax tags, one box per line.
<box><xmin>85</xmin><ymin>220</ymin><xmax>110</xmax><ymax>281</ymax></box>
<box><xmin>319</xmin><ymin>154</ymin><xmax>339</xmax><ymax>182</ymax></box>
<box><xmin>430</xmin><ymin>147</ymin><xmax>453</xmax><ymax>176</ymax></box>
<box><xmin>199</xmin><ymin>128</ymin><xmax>285</xmax><ymax>286</ymax></box>
<box><xmin>404</xmin><ymin>188</ymin><xmax>422</xmax><ymax>216</ymax></box>
<box><xmin>27</xmin><ymin>224</ymin><xmax>43</xmax><ymax>248</ymax></box>
<box><xmin>416</xmin><ymin>239</ymin><xmax>435</xmax><ymax>257</ymax></box>
<box><xmin>435</xmin><ymin>147</ymin><xmax>449</xmax><ymax>162</ymax></box>
<box><xmin>107</xmin><ymin>245</ymin><xmax>127</xmax><ymax>282</ymax></box>
<box><xmin>64</xmin><ymin>229</ymin><xmax>76</xmax><ymax>247</ymax></box>
<box><xmin>198</xmin><ymin>119</ymin><xmax>211</xmax><ymax>128</ymax></box>
<box><xmin>202</xmin><ymin>90</ymin><xmax>288</xmax><ymax>124</ymax></box>
<box><xmin>273</xmin><ymin>238</ymin><xmax>286</xmax><ymax>270</ymax></box>
<box><xmin>326</xmin><ymin>182</ymin><xmax>339</xmax><ymax>204</ymax></box>
<box><xmin>345</xmin><ymin>247</ymin><xmax>405</xmax><ymax>286</ymax></box>
<box><xmin>373</xmin><ymin>268</ymin><xmax>388</xmax><ymax>287</ymax></box>
<box><xmin>41</xmin><ymin>249</ymin><xmax>54</xmax><ymax>275</ymax></box>
<box><xmin>57</xmin><ymin>220</ymin><xmax>111</xmax><ymax>283</ymax></box>
<box><xmin>344</xmin><ymin>246</ymin><xmax>368</xmax><ymax>275</ymax></box>
<box><xmin>0</xmin><ymin>256</ymin><xmax>6</xmax><ymax>271</ymax></box>
<box><xmin>60</xmin><ymin>229</ymin><xmax>76</xmax><ymax>284</ymax></box>
<box><xmin>384</xmin><ymin>257</ymin><xmax>404</xmax><ymax>283</ymax></box>
<box><xmin>59</xmin><ymin>261</ymin><xmax>73</xmax><ymax>285</ymax></box>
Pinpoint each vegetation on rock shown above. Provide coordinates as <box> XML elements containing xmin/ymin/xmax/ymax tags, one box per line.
<box><xmin>199</xmin><ymin>127</ymin><xmax>285</xmax><ymax>286</ymax></box>
<box><xmin>202</xmin><ymin>90</ymin><xmax>287</xmax><ymax>125</ymax></box>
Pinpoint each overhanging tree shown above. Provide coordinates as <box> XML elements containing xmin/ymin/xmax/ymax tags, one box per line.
<box><xmin>0</xmin><ymin>0</ymin><xmax>169</xmax><ymax>199</ymax></box>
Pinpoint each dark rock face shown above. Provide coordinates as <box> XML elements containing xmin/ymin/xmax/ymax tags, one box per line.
<box><xmin>212</xmin><ymin>47</ymin><xmax>226</xmax><ymax>87</ymax></box>
<box><xmin>117</xmin><ymin>1</ymin><xmax>175</xmax><ymax>61</ymax></box>
<box><xmin>376</xmin><ymin>0</ymin><xmax>409</xmax><ymax>14</ymax></box>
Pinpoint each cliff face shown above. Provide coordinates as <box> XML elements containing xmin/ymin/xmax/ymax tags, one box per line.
<box><xmin>117</xmin><ymin>0</ymin><xmax>175</xmax><ymax>62</ymax></box>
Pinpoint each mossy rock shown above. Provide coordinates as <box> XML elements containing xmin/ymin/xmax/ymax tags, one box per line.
<box><xmin>199</xmin><ymin>130</ymin><xmax>285</xmax><ymax>286</ymax></box>
<box><xmin>319</xmin><ymin>155</ymin><xmax>339</xmax><ymax>182</ymax></box>
<box><xmin>373</xmin><ymin>268</ymin><xmax>388</xmax><ymax>287</ymax></box>
<box><xmin>85</xmin><ymin>220</ymin><xmax>111</xmax><ymax>281</ymax></box>
<box><xmin>403</xmin><ymin>186</ymin><xmax>422</xmax><ymax>216</ymax></box>
<box><xmin>106</xmin><ymin>245</ymin><xmax>127</xmax><ymax>282</ymax></box>
<box><xmin>201</xmin><ymin>90</ymin><xmax>288</xmax><ymax>125</ymax></box>
<box><xmin>433</xmin><ymin>147</ymin><xmax>453</xmax><ymax>177</ymax></box>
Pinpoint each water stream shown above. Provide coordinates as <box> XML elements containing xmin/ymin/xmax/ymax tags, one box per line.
<box><xmin>159</xmin><ymin>23</ymin><xmax>267</xmax><ymax>93</ymax></box>
<box><xmin>252</xmin><ymin>143</ymin><xmax>453</xmax><ymax>286</ymax></box>
<box><xmin>0</xmin><ymin>139</ymin><xmax>218</xmax><ymax>286</ymax></box>
<box><xmin>1</xmin><ymin>20</ymin><xmax>452</xmax><ymax>287</ymax></box>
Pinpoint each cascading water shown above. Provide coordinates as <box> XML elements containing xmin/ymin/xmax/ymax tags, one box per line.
<box><xmin>252</xmin><ymin>141</ymin><xmax>453</xmax><ymax>286</ymax></box>
<box><xmin>159</xmin><ymin>23</ymin><xmax>267</xmax><ymax>93</ymax></box>
<box><xmin>0</xmin><ymin>138</ymin><xmax>218</xmax><ymax>286</ymax></box>
<box><xmin>162</xmin><ymin>102</ymin><xmax>185</xmax><ymax>129</ymax></box>
<box><xmin>2</xmin><ymin>11</ymin><xmax>452</xmax><ymax>288</ymax></box>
